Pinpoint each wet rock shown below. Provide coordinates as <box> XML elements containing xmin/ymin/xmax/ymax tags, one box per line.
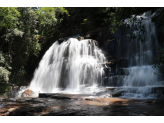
<box><xmin>117</xmin><ymin>68</ymin><xmax>129</xmax><ymax>76</ymax></box>
<box><xmin>109</xmin><ymin>73</ymin><xmax>114</xmax><ymax>76</ymax></box>
<box><xmin>21</xmin><ymin>89</ymin><xmax>32</xmax><ymax>97</ymax></box>
<box><xmin>51</xmin><ymin>95</ymin><xmax>71</xmax><ymax>100</ymax></box>
<box><xmin>150</xmin><ymin>87</ymin><xmax>164</xmax><ymax>98</ymax></box>
<box><xmin>8</xmin><ymin>86</ymin><xmax>28</xmax><ymax>98</ymax></box>
<box><xmin>111</xmin><ymin>91</ymin><xmax>124</xmax><ymax>97</ymax></box>
<box><xmin>103</xmin><ymin>77</ymin><xmax>108</xmax><ymax>86</ymax></box>
<box><xmin>64</xmin><ymin>37</ymin><xmax>69</xmax><ymax>41</ymax></box>
<box><xmin>116</xmin><ymin>76</ymin><xmax>125</xmax><ymax>86</ymax></box>
<box><xmin>103</xmin><ymin>67</ymin><xmax>111</xmax><ymax>74</ymax></box>
<box><xmin>1</xmin><ymin>93</ymin><xmax>164</xmax><ymax>116</ymax></box>
<box><xmin>107</xmin><ymin>76</ymin><xmax>119</xmax><ymax>86</ymax></box>
<box><xmin>58</xmin><ymin>38</ymin><xmax>64</xmax><ymax>43</ymax></box>
<box><xmin>107</xmin><ymin>75</ymin><xmax>125</xmax><ymax>87</ymax></box>
<box><xmin>105</xmin><ymin>87</ymin><xmax>116</xmax><ymax>91</ymax></box>
<box><xmin>77</xmin><ymin>36</ymin><xmax>84</xmax><ymax>40</ymax></box>
<box><xmin>97</xmin><ymin>87</ymin><xmax>125</xmax><ymax>98</ymax></box>
<box><xmin>117</xmin><ymin>59</ymin><xmax>129</xmax><ymax>68</ymax></box>
<box><xmin>21</xmin><ymin>89</ymin><xmax>39</xmax><ymax>98</ymax></box>
<box><xmin>144</xmin><ymin>99</ymin><xmax>156</xmax><ymax>104</ymax></box>
<box><xmin>39</xmin><ymin>93</ymin><xmax>57</xmax><ymax>98</ymax></box>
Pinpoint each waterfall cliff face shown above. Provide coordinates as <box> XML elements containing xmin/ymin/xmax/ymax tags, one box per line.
<box><xmin>29</xmin><ymin>38</ymin><xmax>106</xmax><ymax>93</ymax></box>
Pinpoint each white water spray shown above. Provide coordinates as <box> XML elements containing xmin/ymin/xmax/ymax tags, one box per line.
<box><xmin>29</xmin><ymin>38</ymin><xmax>106</xmax><ymax>93</ymax></box>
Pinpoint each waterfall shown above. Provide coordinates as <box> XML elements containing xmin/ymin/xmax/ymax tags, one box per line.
<box><xmin>29</xmin><ymin>38</ymin><xmax>107</xmax><ymax>93</ymax></box>
<box><xmin>114</xmin><ymin>11</ymin><xmax>164</xmax><ymax>98</ymax></box>
<box><xmin>28</xmin><ymin>11</ymin><xmax>163</xmax><ymax>99</ymax></box>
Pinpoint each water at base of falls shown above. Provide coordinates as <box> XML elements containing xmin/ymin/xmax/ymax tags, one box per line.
<box><xmin>111</xmin><ymin>66</ymin><xmax>164</xmax><ymax>99</ymax></box>
<box><xmin>29</xmin><ymin>38</ymin><xmax>107</xmax><ymax>94</ymax></box>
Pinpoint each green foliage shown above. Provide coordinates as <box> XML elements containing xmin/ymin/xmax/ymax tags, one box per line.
<box><xmin>0</xmin><ymin>51</ymin><xmax>12</xmax><ymax>70</ymax></box>
<box><xmin>0</xmin><ymin>67</ymin><xmax>10</xmax><ymax>83</ymax></box>
<box><xmin>30</xmin><ymin>41</ymin><xmax>41</xmax><ymax>57</ymax></box>
<box><xmin>0</xmin><ymin>51</ymin><xmax>11</xmax><ymax>83</ymax></box>
<box><xmin>0</xmin><ymin>7</ymin><xmax>20</xmax><ymax>29</ymax></box>
<box><xmin>60</xmin><ymin>7</ymin><xmax>114</xmax><ymax>32</ymax></box>
<box><xmin>11</xmin><ymin>67</ymin><xmax>26</xmax><ymax>85</ymax></box>
<box><xmin>0</xmin><ymin>84</ymin><xmax>12</xmax><ymax>97</ymax></box>
<box><xmin>0</xmin><ymin>7</ymin><xmax>69</xmax><ymax>85</ymax></box>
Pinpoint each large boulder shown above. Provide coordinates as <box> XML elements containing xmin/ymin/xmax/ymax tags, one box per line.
<box><xmin>21</xmin><ymin>89</ymin><xmax>39</xmax><ymax>98</ymax></box>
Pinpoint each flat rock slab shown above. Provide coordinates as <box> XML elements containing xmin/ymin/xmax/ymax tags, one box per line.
<box><xmin>1</xmin><ymin>94</ymin><xmax>164</xmax><ymax>116</ymax></box>
<box><xmin>39</xmin><ymin>93</ymin><xmax>93</xmax><ymax>100</ymax></box>
<box><xmin>2</xmin><ymin>87</ymin><xmax>164</xmax><ymax>116</ymax></box>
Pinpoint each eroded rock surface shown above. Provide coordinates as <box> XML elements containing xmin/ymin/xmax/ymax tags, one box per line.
<box><xmin>1</xmin><ymin>93</ymin><xmax>164</xmax><ymax>116</ymax></box>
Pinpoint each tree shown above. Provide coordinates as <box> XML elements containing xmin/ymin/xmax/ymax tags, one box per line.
<box><xmin>0</xmin><ymin>7</ymin><xmax>69</xmax><ymax>86</ymax></box>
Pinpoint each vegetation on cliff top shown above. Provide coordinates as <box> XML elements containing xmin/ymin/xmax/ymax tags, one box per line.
<box><xmin>0</xmin><ymin>7</ymin><xmax>69</xmax><ymax>92</ymax></box>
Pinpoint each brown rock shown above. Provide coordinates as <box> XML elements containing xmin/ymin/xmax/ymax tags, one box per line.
<box><xmin>25</xmin><ymin>89</ymin><xmax>32</xmax><ymax>96</ymax></box>
<box><xmin>21</xmin><ymin>89</ymin><xmax>38</xmax><ymax>98</ymax></box>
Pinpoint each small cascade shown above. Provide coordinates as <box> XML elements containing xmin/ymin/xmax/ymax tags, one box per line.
<box><xmin>29</xmin><ymin>38</ymin><xmax>107</xmax><ymax>94</ymax></box>
<box><xmin>107</xmin><ymin>11</ymin><xmax>164</xmax><ymax>99</ymax></box>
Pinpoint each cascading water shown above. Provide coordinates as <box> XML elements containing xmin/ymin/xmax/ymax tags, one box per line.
<box><xmin>29</xmin><ymin>38</ymin><xmax>107</xmax><ymax>94</ymax></box>
<box><xmin>112</xmin><ymin>11</ymin><xmax>164</xmax><ymax>99</ymax></box>
<box><xmin>27</xmin><ymin>11</ymin><xmax>164</xmax><ymax>99</ymax></box>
